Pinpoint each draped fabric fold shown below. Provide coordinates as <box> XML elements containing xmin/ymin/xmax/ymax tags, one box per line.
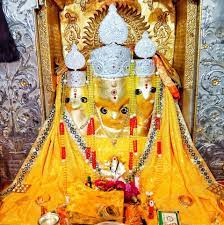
<box><xmin>140</xmin><ymin>88</ymin><xmax>224</xmax><ymax>225</ymax></box>
<box><xmin>0</xmin><ymin>74</ymin><xmax>224</xmax><ymax>224</ymax></box>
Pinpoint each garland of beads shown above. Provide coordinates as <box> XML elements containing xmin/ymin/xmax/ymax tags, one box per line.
<box><xmin>128</xmin><ymin>60</ymin><xmax>138</xmax><ymax>171</ymax></box>
<box><xmin>155</xmin><ymin>72</ymin><xmax>162</xmax><ymax>157</ymax></box>
<box><xmin>59</xmin><ymin>76</ymin><xmax>68</xmax><ymax>199</ymax></box>
<box><xmin>127</xmin><ymin>76</ymin><xmax>163</xmax><ymax>180</ymax></box>
<box><xmin>63</xmin><ymin>74</ymin><xmax>163</xmax><ymax>181</ymax></box>
<box><xmin>86</xmin><ymin>63</ymin><xmax>96</xmax><ymax>169</ymax></box>
<box><xmin>175</xmin><ymin>103</ymin><xmax>214</xmax><ymax>185</ymax></box>
<box><xmin>63</xmin><ymin>110</ymin><xmax>101</xmax><ymax>173</ymax></box>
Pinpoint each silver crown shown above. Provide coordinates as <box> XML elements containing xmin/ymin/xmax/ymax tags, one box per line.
<box><xmin>135</xmin><ymin>32</ymin><xmax>157</xmax><ymax>58</ymax></box>
<box><xmin>90</xmin><ymin>43</ymin><xmax>131</xmax><ymax>78</ymax></box>
<box><xmin>67</xmin><ymin>71</ymin><xmax>86</xmax><ymax>88</ymax></box>
<box><xmin>135</xmin><ymin>59</ymin><xmax>155</xmax><ymax>77</ymax></box>
<box><xmin>65</xmin><ymin>44</ymin><xmax>86</xmax><ymax>87</ymax></box>
<box><xmin>90</xmin><ymin>5</ymin><xmax>131</xmax><ymax>78</ymax></box>
<box><xmin>65</xmin><ymin>44</ymin><xmax>86</xmax><ymax>70</ymax></box>
<box><xmin>134</xmin><ymin>32</ymin><xmax>157</xmax><ymax>77</ymax></box>
<box><xmin>99</xmin><ymin>4</ymin><xmax>128</xmax><ymax>45</ymax></box>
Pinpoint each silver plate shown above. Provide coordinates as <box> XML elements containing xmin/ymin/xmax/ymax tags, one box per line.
<box><xmin>38</xmin><ymin>212</ymin><xmax>59</xmax><ymax>225</ymax></box>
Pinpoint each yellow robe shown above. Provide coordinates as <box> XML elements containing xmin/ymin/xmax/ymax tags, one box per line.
<box><xmin>0</xmin><ymin>75</ymin><xmax>223</xmax><ymax>225</ymax></box>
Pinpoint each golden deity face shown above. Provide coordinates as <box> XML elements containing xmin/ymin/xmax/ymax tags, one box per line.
<box><xmin>135</xmin><ymin>76</ymin><xmax>155</xmax><ymax>136</ymax></box>
<box><xmin>93</xmin><ymin>76</ymin><xmax>155</xmax><ymax>136</ymax></box>
<box><xmin>65</xmin><ymin>85</ymin><xmax>89</xmax><ymax>131</ymax></box>
<box><xmin>65</xmin><ymin>85</ymin><xmax>89</xmax><ymax>111</ymax></box>
<box><xmin>94</xmin><ymin>77</ymin><xmax>129</xmax><ymax>131</ymax></box>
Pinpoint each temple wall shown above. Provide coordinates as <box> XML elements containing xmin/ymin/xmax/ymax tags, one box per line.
<box><xmin>0</xmin><ymin>0</ymin><xmax>43</xmax><ymax>186</ymax></box>
<box><xmin>194</xmin><ymin>0</ymin><xmax>224</xmax><ymax>181</ymax></box>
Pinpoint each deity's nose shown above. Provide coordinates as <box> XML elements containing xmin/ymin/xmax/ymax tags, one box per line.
<box><xmin>71</xmin><ymin>102</ymin><xmax>81</xmax><ymax>109</ymax></box>
<box><xmin>111</xmin><ymin>112</ymin><xmax>118</xmax><ymax>120</ymax></box>
<box><xmin>143</xmin><ymin>84</ymin><xmax>151</xmax><ymax>99</ymax></box>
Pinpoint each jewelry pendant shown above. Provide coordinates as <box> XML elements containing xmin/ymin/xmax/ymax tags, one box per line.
<box><xmin>111</xmin><ymin>139</ymin><xmax>117</xmax><ymax>146</ymax></box>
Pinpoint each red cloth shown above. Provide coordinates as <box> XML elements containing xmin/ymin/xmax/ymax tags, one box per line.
<box><xmin>94</xmin><ymin>179</ymin><xmax>140</xmax><ymax>203</ymax></box>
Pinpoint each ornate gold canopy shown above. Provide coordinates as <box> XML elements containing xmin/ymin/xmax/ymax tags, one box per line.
<box><xmin>60</xmin><ymin>0</ymin><xmax>175</xmax><ymax>61</ymax></box>
<box><xmin>36</xmin><ymin>0</ymin><xmax>199</xmax><ymax>132</ymax></box>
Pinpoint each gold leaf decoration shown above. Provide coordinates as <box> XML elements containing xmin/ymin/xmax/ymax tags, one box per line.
<box><xmin>82</xmin><ymin>3</ymin><xmax>150</xmax><ymax>58</ymax></box>
<box><xmin>64</xmin><ymin>12</ymin><xmax>81</xmax><ymax>51</ymax></box>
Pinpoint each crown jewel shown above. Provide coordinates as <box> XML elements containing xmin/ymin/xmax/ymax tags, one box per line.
<box><xmin>99</xmin><ymin>4</ymin><xmax>128</xmax><ymax>45</ymax></box>
<box><xmin>65</xmin><ymin>44</ymin><xmax>86</xmax><ymax>87</ymax></box>
<box><xmin>90</xmin><ymin>5</ymin><xmax>131</xmax><ymax>78</ymax></box>
<box><xmin>67</xmin><ymin>71</ymin><xmax>86</xmax><ymax>88</ymax></box>
<box><xmin>135</xmin><ymin>32</ymin><xmax>157</xmax><ymax>59</ymax></box>
<box><xmin>134</xmin><ymin>32</ymin><xmax>157</xmax><ymax>77</ymax></box>
<box><xmin>90</xmin><ymin>43</ymin><xmax>131</xmax><ymax>78</ymax></box>
<box><xmin>65</xmin><ymin>44</ymin><xmax>86</xmax><ymax>70</ymax></box>
<box><xmin>135</xmin><ymin>59</ymin><xmax>155</xmax><ymax>77</ymax></box>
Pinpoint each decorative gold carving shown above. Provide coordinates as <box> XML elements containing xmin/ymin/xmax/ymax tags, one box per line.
<box><xmin>12</xmin><ymin>184</ymin><xmax>31</xmax><ymax>193</ymax></box>
<box><xmin>36</xmin><ymin>0</ymin><xmax>198</xmax><ymax>122</ymax></box>
<box><xmin>73</xmin><ymin>0</ymin><xmax>91</xmax><ymax>11</ymax></box>
<box><xmin>148</xmin><ymin>2</ymin><xmax>175</xmax><ymax>62</ymax></box>
<box><xmin>60</xmin><ymin>0</ymin><xmax>175</xmax><ymax>61</ymax></box>
<box><xmin>64</xmin><ymin>12</ymin><xmax>81</xmax><ymax>51</ymax></box>
<box><xmin>152</xmin><ymin>9</ymin><xmax>172</xmax><ymax>59</ymax></box>
<box><xmin>37</xmin><ymin>0</ymin><xmax>64</xmax><ymax>116</ymax></box>
<box><xmin>184</xmin><ymin>0</ymin><xmax>198</xmax><ymax>89</ymax></box>
<box><xmin>172</xmin><ymin>0</ymin><xmax>199</xmax><ymax>131</ymax></box>
<box><xmin>37</xmin><ymin>8</ymin><xmax>54</xmax><ymax>116</ymax></box>
<box><xmin>82</xmin><ymin>3</ymin><xmax>149</xmax><ymax>58</ymax></box>
<box><xmin>173</xmin><ymin>0</ymin><xmax>198</xmax><ymax>89</ymax></box>
<box><xmin>207</xmin><ymin>183</ymin><xmax>224</xmax><ymax>198</ymax></box>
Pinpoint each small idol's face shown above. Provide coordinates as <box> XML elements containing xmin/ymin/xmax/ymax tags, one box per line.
<box><xmin>135</xmin><ymin>76</ymin><xmax>155</xmax><ymax>136</ymax></box>
<box><xmin>64</xmin><ymin>85</ymin><xmax>89</xmax><ymax>113</ymax></box>
<box><xmin>94</xmin><ymin>77</ymin><xmax>129</xmax><ymax>130</ymax></box>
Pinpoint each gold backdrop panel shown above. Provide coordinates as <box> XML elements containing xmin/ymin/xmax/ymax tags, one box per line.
<box><xmin>36</xmin><ymin>0</ymin><xmax>64</xmax><ymax>116</ymax></box>
<box><xmin>60</xmin><ymin>0</ymin><xmax>175</xmax><ymax>62</ymax></box>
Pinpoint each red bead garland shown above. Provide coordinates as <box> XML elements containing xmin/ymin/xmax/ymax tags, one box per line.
<box><xmin>87</xmin><ymin>117</ymin><xmax>96</xmax><ymax>167</ymax></box>
<box><xmin>133</xmin><ymin>140</ymin><xmax>138</xmax><ymax>153</ymax></box>
<box><xmin>155</xmin><ymin>117</ymin><xmax>160</xmax><ymax>130</ymax></box>
<box><xmin>157</xmin><ymin>141</ymin><xmax>162</xmax><ymax>156</ymax></box>
<box><xmin>87</xmin><ymin>117</ymin><xmax>95</xmax><ymax>135</ymax></box>
<box><xmin>129</xmin><ymin>152</ymin><xmax>134</xmax><ymax>170</ymax></box>
<box><xmin>59</xmin><ymin>122</ymin><xmax>66</xmax><ymax>160</ymax></box>
<box><xmin>60</xmin><ymin>122</ymin><xmax>65</xmax><ymax>135</ymax></box>
<box><xmin>91</xmin><ymin>151</ymin><xmax>96</xmax><ymax>169</ymax></box>
<box><xmin>129</xmin><ymin>114</ymin><xmax>138</xmax><ymax>166</ymax></box>
<box><xmin>85</xmin><ymin>147</ymin><xmax>91</xmax><ymax>160</ymax></box>
<box><xmin>130</xmin><ymin>116</ymin><xmax>137</xmax><ymax>135</ymax></box>
<box><xmin>61</xmin><ymin>146</ymin><xmax>66</xmax><ymax>160</ymax></box>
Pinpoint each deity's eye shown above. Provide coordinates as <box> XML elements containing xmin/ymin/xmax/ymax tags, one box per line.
<box><xmin>65</xmin><ymin>97</ymin><xmax>70</xmax><ymax>103</ymax></box>
<box><xmin>135</xmin><ymin>89</ymin><xmax>142</xmax><ymax>95</ymax></box>
<box><xmin>151</xmin><ymin>87</ymin><xmax>156</xmax><ymax>93</ymax></box>
<box><xmin>80</xmin><ymin>97</ymin><xmax>88</xmax><ymax>103</ymax></box>
<box><xmin>120</xmin><ymin>106</ymin><xmax>129</xmax><ymax>114</ymax></box>
<box><xmin>100</xmin><ymin>107</ymin><xmax>108</xmax><ymax>114</ymax></box>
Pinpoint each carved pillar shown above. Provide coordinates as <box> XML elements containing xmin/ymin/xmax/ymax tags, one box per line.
<box><xmin>173</xmin><ymin>0</ymin><xmax>199</xmax><ymax>133</ymax></box>
<box><xmin>36</xmin><ymin>0</ymin><xmax>63</xmax><ymax>117</ymax></box>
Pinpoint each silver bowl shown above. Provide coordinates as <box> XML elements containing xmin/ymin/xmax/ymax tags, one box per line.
<box><xmin>38</xmin><ymin>212</ymin><xmax>60</xmax><ymax>225</ymax></box>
